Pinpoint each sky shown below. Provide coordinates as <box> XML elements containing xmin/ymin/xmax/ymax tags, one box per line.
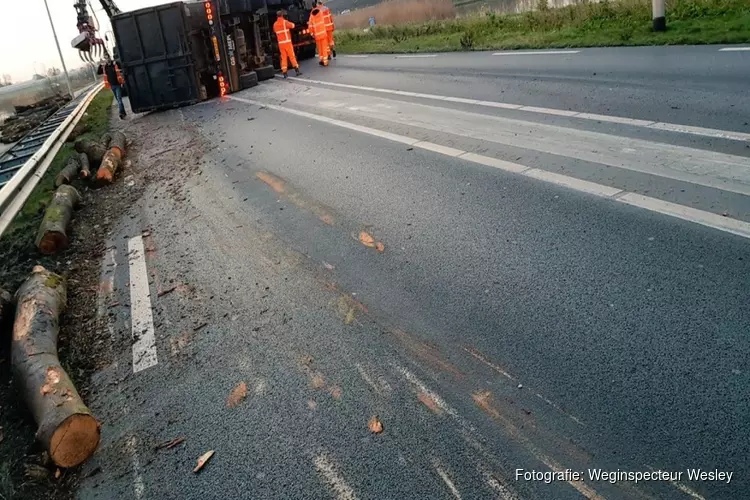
<box><xmin>0</xmin><ymin>0</ymin><xmax>162</xmax><ymax>83</ymax></box>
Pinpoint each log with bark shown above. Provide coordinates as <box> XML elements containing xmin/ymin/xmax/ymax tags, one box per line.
<box><xmin>66</xmin><ymin>122</ymin><xmax>91</xmax><ymax>143</ymax></box>
<box><xmin>100</xmin><ymin>132</ymin><xmax>112</xmax><ymax>149</ymax></box>
<box><xmin>74</xmin><ymin>138</ymin><xmax>106</xmax><ymax>166</ymax></box>
<box><xmin>109</xmin><ymin>131</ymin><xmax>127</xmax><ymax>159</ymax></box>
<box><xmin>95</xmin><ymin>150</ymin><xmax>121</xmax><ymax>185</ymax></box>
<box><xmin>54</xmin><ymin>156</ymin><xmax>81</xmax><ymax>187</ymax></box>
<box><xmin>35</xmin><ymin>185</ymin><xmax>81</xmax><ymax>255</ymax></box>
<box><xmin>78</xmin><ymin>152</ymin><xmax>92</xmax><ymax>180</ymax></box>
<box><xmin>12</xmin><ymin>266</ymin><xmax>100</xmax><ymax>467</ymax></box>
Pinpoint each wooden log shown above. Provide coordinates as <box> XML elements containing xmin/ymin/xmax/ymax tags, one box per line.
<box><xmin>95</xmin><ymin>150</ymin><xmax>121</xmax><ymax>185</ymax></box>
<box><xmin>12</xmin><ymin>266</ymin><xmax>100</xmax><ymax>467</ymax></box>
<box><xmin>66</xmin><ymin>122</ymin><xmax>90</xmax><ymax>143</ymax></box>
<box><xmin>74</xmin><ymin>139</ymin><xmax>106</xmax><ymax>166</ymax></box>
<box><xmin>35</xmin><ymin>185</ymin><xmax>81</xmax><ymax>255</ymax></box>
<box><xmin>100</xmin><ymin>133</ymin><xmax>112</xmax><ymax>149</ymax></box>
<box><xmin>109</xmin><ymin>131</ymin><xmax>127</xmax><ymax>159</ymax></box>
<box><xmin>55</xmin><ymin>156</ymin><xmax>81</xmax><ymax>187</ymax></box>
<box><xmin>78</xmin><ymin>152</ymin><xmax>92</xmax><ymax>180</ymax></box>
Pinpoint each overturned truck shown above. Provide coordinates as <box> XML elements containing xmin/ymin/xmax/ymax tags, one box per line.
<box><xmin>112</xmin><ymin>0</ymin><xmax>314</xmax><ymax>113</ymax></box>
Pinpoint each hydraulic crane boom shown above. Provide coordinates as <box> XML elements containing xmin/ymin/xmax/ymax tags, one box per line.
<box><xmin>71</xmin><ymin>0</ymin><xmax>121</xmax><ymax>62</ymax></box>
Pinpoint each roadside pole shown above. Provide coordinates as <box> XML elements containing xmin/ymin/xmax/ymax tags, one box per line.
<box><xmin>652</xmin><ymin>0</ymin><xmax>666</xmax><ymax>31</ymax></box>
<box><xmin>42</xmin><ymin>0</ymin><xmax>75</xmax><ymax>98</ymax></box>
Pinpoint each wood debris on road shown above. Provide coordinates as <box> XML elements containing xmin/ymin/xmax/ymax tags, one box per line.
<box><xmin>193</xmin><ymin>450</ymin><xmax>215</xmax><ymax>473</ymax></box>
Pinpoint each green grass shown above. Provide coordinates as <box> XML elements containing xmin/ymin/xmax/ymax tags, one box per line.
<box><xmin>336</xmin><ymin>0</ymin><xmax>750</xmax><ymax>53</ymax></box>
<box><xmin>0</xmin><ymin>90</ymin><xmax>112</xmax><ymax>274</ymax></box>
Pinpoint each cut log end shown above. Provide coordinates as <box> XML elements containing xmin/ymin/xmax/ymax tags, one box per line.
<box><xmin>37</xmin><ymin>231</ymin><xmax>68</xmax><ymax>255</ymax></box>
<box><xmin>49</xmin><ymin>414</ymin><xmax>100</xmax><ymax>468</ymax></box>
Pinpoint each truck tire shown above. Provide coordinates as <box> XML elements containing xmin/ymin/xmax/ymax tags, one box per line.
<box><xmin>255</xmin><ymin>65</ymin><xmax>276</xmax><ymax>81</ymax></box>
<box><xmin>240</xmin><ymin>71</ymin><xmax>259</xmax><ymax>90</ymax></box>
<box><xmin>301</xmin><ymin>44</ymin><xmax>317</xmax><ymax>60</ymax></box>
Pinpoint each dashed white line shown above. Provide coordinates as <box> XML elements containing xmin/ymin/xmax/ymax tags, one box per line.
<box><xmin>229</xmin><ymin>95</ymin><xmax>750</xmax><ymax>240</ymax></box>
<box><xmin>127</xmin><ymin>236</ymin><xmax>158</xmax><ymax>373</ymax></box>
<box><xmin>493</xmin><ymin>50</ymin><xmax>580</xmax><ymax>56</ymax></box>
<box><xmin>432</xmin><ymin>459</ymin><xmax>463</xmax><ymax>499</ymax></box>
<box><xmin>286</xmin><ymin>77</ymin><xmax>750</xmax><ymax>141</ymax></box>
<box><xmin>718</xmin><ymin>47</ymin><xmax>750</xmax><ymax>51</ymax></box>
<box><xmin>313</xmin><ymin>453</ymin><xmax>359</xmax><ymax>500</ymax></box>
<box><xmin>125</xmin><ymin>436</ymin><xmax>145</xmax><ymax>499</ymax></box>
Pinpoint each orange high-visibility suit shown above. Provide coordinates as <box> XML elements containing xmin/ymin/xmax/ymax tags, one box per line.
<box><xmin>321</xmin><ymin>4</ymin><xmax>335</xmax><ymax>55</ymax></box>
<box><xmin>273</xmin><ymin>16</ymin><xmax>299</xmax><ymax>75</ymax></box>
<box><xmin>309</xmin><ymin>8</ymin><xmax>329</xmax><ymax>66</ymax></box>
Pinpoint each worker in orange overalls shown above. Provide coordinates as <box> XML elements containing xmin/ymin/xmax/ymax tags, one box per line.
<box><xmin>308</xmin><ymin>6</ymin><xmax>329</xmax><ymax>66</ymax></box>
<box><xmin>317</xmin><ymin>1</ymin><xmax>336</xmax><ymax>59</ymax></box>
<box><xmin>273</xmin><ymin>10</ymin><xmax>302</xmax><ymax>78</ymax></box>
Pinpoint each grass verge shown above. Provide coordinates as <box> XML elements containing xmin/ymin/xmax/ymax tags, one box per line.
<box><xmin>0</xmin><ymin>88</ymin><xmax>112</xmax><ymax>500</ymax></box>
<box><xmin>336</xmin><ymin>0</ymin><xmax>750</xmax><ymax>53</ymax></box>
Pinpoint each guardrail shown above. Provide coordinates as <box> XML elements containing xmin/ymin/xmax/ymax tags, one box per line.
<box><xmin>0</xmin><ymin>83</ymin><xmax>104</xmax><ymax>238</ymax></box>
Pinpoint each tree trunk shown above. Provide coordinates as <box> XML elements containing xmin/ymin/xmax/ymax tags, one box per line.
<box><xmin>100</xmin><ymin>133</ymin><xmax>112</xmax><ymax>149</ymax></box>
<box><xmin>35</xmin><ymin>185</ymin><xmax>81</xmax><ymax>255</ymax></box>
<box><xmin>55</xmin><ymin>156</ymin><xmax>81</xmax><ymax>187</ymax></box>
<box><xmin>78</xmin><ymin>152</ymin><xmax>92</xmax><ymax>180</ymax></box>
<box><xmin>109</xmin><ymin>131</ymin><xmax>127</xmax><ymax>159</ymax></box>
<box><xmin>66</xmin><ymin>122</ymin><xmax>90</xmax><ymax>143</ymax></box>
<box><xmin>95</xmin><ymin>150</ymin><xmax>121</xmax><ymax>185</ymax></box>
<box><xmin>74</xmin><ymin>139</ymin><xmax>106</xmax><ymax>166</ymax></box>
<box><xmin>11</xmin><ymin>266</ymin><xmax>100</xmax><ymax>468</ymax></box>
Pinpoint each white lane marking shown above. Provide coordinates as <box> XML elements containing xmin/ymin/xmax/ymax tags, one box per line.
<box><xmin>394</xmin><ymin>365</ymin><xmax>475</xmax><ymax>431</ymax></box>
<box><xmin>125</xmin><ymin>436</ymin><xmax>145</xmax><ymax>499</ymax></box>
<box><xmin>523</xmin><ymin>169</ymin><xmax>624</xmax><ymax>198</ymax></box>
<box><xmin>395</xmin><ymin>54</ymin><xmax>438</xmax><ymax>58</ymax></box>
<box><xmin>343</xmin><ymin>55</ymin><xmax>369</xmax><ymax>58</ymax></box>
<box><xmin>459</xmin><ymin>152</ymin><xmax>530</xmax><ymax>173</ymax></box>
<box><xmin>719</xmin><ymin>47</ymin><xmax>750</xmax><ymax>51</ymax></box>
<box><xmin>480</xmin><ymin>467</ymin><xmax>521</xmax><ymax>500</ymax></box>
<box><xmin>127</xmin><ymin>236</ymin><xmax>158</xmax><ymax>373</ymax></box>
<box><xmin>414</xmin><ymin>140</ymin><xmax>465</xmax><ymax>157</ymax></box>
<box><xmin>229</xmin><ymin>95</ymin><xmax>750</xmax><ymax>240</ymax></box>
<box><xmin>645</xmin><ymin>465</ymin><xmax>706</xmax><ymax>500</ymax></box>
<box><xmin>617</xmin><ymin>193</ymin><xmax>750</xmax><ymax>239</ymax></box>
<box><xmin>355</xmin><ymin>363</ymin><xmax>391</xmax><ymax>396</ymax></box>
<box><xmin>463</xmin><ymin>347</ymin><xmax>585</xmax><ymax>426</ymax></box>
<box><xmin>287</xmin><ymin>77</ymin><xmax>750</xmax><ymax>141</ymax></box>
<box><xmin>493</xmin><ymin>50</ymin><xmax>580</xmax><ymax>55</ymax></box>
<box><xmin>432</xmin><ymin>458</ymin><xmax>463</xmax><ymax>499</ymax></box>
<box><xmin>313</xmin><ymin>453</ymin><xmax>359</xmax><ymax>500</ymax></box>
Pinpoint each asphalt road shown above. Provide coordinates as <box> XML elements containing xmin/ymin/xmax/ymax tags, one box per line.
<box><xmin>78</xmin><ymin>46</ymin><xmax>749</xmax><ymax>500</ymax></box>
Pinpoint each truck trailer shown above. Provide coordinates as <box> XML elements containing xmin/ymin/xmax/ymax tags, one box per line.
<box><xmin>110</xmin><ymin>0</ymin><xmax>315</xmax><ymax>114</ymax></box>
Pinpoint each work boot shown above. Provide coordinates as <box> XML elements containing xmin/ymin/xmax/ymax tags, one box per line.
<box><xmin>295</xmin><ymin>67</ymin><xmax>302</xmax><ymax>76</ymax></box>
<box><xmin>319</xmin><ymin>60</ymin><xmax>325</xmax><ymax>66</ymax></box>
<box><xmin>332</xmin><ymin>48</ymin><xmax>337</xmax><ymax>58</ymax></box>
<box><xmin>283</xmin><ymin>72</ymin><xmax>288</xmax><ymax>79</ymax></box>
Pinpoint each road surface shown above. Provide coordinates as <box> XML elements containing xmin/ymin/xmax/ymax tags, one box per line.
<box><xmin>78</xmin><ymin>46</ymin><xmax>749</xmax><ymax>500</ymax></box>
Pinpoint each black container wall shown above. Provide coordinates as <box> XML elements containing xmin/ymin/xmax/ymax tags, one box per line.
<box><xmin>112</xmin><ymin>2</ymin><xmax>200</xmax><ymax>113</ymax></box>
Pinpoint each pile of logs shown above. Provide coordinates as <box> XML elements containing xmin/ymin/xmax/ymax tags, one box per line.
<box><xmin>36</xmin><ymin>131</ymin><xmax>127</xmax><ymax>255</ymax></box>
<box><xmin>0</xmin><ymin>95</ymin><xmax>70</xmax><ymax>144</ymax></box>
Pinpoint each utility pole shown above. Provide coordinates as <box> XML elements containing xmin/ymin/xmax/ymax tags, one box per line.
<box><xmin>652</xmin><ymin>0</ymin><xmax>666</xmax><ymax>32</ymax></box>
<box><xmin>42</xmin><ymin>0</ymin><xmax>74</xmax><ymax>98</ymax></box>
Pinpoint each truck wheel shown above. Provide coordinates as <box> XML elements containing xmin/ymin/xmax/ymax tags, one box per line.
<box><xmin>240</xmin><ymin>71</ymin><xmax>259</xmax><ymax>89</ymax></box>
<box><xmin>255</xmin><ymin>65</ymin><xmax>276</xmax><ymax>81</ymax></box>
